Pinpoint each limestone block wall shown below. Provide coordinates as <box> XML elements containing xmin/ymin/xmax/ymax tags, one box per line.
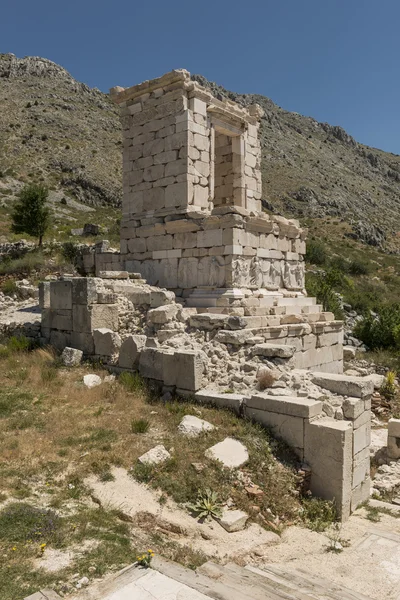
<box><xmin>122</xmin><ymin>212</ymin><xmax>306</xmax><ymax>294</ymax></box>
<box><xmin>242</xmin><ymin>389</ymin><xmax>370</xmax><ymax>519</ymax></box>
<box><xmin>39</xmin><ymin>278</ymin><xmax>119</xmax><ymax>353</ymax></box>
<box><xmin>111</xmin><ymin>69</ymin><xmax>263</xmax><ymax>222</ymax></box>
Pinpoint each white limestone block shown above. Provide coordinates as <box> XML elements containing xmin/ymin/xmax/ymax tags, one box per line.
<box><xmin>205</xmin><ymin>437</ymin><xmax>249</xmax><ymax>469</ymax></box>
<box><xmin>177</xmin><ymin>415</ymin><xmax>215</xmax><ymax>437</ymax></box>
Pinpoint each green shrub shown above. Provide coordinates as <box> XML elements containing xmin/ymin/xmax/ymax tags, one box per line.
<box><xmin>61</xmin><ymin>241</ymin><xmax>81</xmax><ymax>266</ymax></box>
<box><xmin>305</xmin><ymin>269</ymin><xmax>345</xmax><ymax>319</ymax></box>
<box><xmin>0</xmin><ymin>280</ymin><xmax>18</xmax><ymax>296</ymax></box>
<box><xmin>301</xmin><ymin>497</ymin><xmax>337</xmax><ymax>532</ymax></box>
<box><xmin>11</xmin><ymin>183</ymin><xmax>51</xmax><ymax>246</ymax></box>
<box><xmin>348</xmin><ymin>259</ymin><xmax>370</xmax><ymax>276</ymax></box>
<box><xmin>305</xmin><ymin>239</ymin><xmax>327</xmax><ymax>266</ymax></box>
<box><xmin>0</xmin><ymin>251</ymin><xmax>45</xmax><ymax>276</ymax></box>
<box><xmin>354</xmin><ymin>304</ymin><xmax>400</xmax><ymax>349</ymax></box>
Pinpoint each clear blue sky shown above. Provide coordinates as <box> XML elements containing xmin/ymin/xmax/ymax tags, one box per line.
<box><xmin>2</xmin><ymin>0</ymin><xmax>399</xmax><ymax>154</ymax></box>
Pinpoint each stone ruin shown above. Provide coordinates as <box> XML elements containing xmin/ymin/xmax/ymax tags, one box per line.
<box><xmin>38</xmin><ymin>70</ymin><xmax>372</xmax><ymax>519</ymax></box>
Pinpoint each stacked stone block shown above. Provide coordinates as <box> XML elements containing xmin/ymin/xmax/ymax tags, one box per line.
<box><xmin>122</xmin><ymin>212</ymin><xmax>306</xmax><ymax>295</ymax></box>
<box><xmin>39</xmin><ymin>278</ymin><xmax>119</xmax><ymax>354</ymax></box>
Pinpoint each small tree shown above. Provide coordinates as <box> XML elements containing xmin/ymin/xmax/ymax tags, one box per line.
<box><xmin>11</xmin><ymin>184</ymin><xmax>51</xmax><ymax>247</ymax></box>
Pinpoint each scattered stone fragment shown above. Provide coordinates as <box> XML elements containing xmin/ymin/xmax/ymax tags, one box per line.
<box><xmin>83</xmin><ymin>374</ymin><xmax>102</xmax><ymax>388</ymax></box>
<box><xmin>191</xmin><ymin>462</ymin><xmax>205</xmax><ymax>473</ymax></box>
<box><xmin>76</xmin><ymin>576</ymin><xmax>90</xmax><ymax>589</ymax></box>
<box><xmin>205</xmin><ymin>437</ymin><xmax>249</xmax><ymax>469</ymax></box>
<box><xmin>61</xmin><ymin>347</ymin><xmax>83</xmax><ymax>367</ymax></box>
<box><xmin>138</xmin><ymin>445</ymin><xmax>171</xmax><ymax>466</ymax></box>
<box><xmin>178</xmin><ymin>415</ymin><xmax>215</xmax><ymax>437</ymax></box>
<box><xmin>218</xmin><ymin>508</ymin><xmax>249</xmax><ymax>533</ymax></box>
<box><xmin>343</xmin><ymin>346</ymin><xmax>356</xmax><ymax>361</ymax></box>
<box><xmin>245</xmin><ymin>485</ymin><xmax>264</xmax><ymax>498</ymax></box>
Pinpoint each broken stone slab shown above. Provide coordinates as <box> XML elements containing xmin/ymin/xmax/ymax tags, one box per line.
<box><xmin>93</xmin><ymin>328</ymin><xmax>121</xmax><ymax>356</ymax></box>
<box><xmin>147</xmin><ymin>304</ymin><xmax>178</xmax><ymax>325</ymax></box>
<box><xmin>150</xmin><ymin>289</ymin><xmax>175</xmax><ymax>307</ymax></box>
<box><xmin>214</xmin><ymin>329</ymin><xmax>255</xmax><ymax>345</ymax></box>
<box><xmin>83</xmin><ymin>374</ymin><xmax>102</xmax><ymax>389</ymax></box>
<box><xmin>343</xmin><ymin>346</ymin><xmax>356</xmax><ymax>361</ymax></box>
<box><xmin>194</xmin><ymin>390</ymin><xmax>244</xmax><ymax>415</ymax></box>
<box><xmin>61</xmin><ymin>347</ymin><xmax>83</xmax><ymax>367</ymax></box>
<box><xmin>118</xmin><ymin>334</ymin><xmax>147</xmax><ymax>369</ymax></box>
<box><xmin>98</xmin><ymin>270</ymin><xmax>129</xmax><ymax>279</ymax></box>
<box><xmin>246</xmin><ymin>393</ymin><xmax>322</xmax><ymax>418</ymax></box>
<box><xmin>251</xmin><ymin>343</ymin><xmax>296</xmax><ymax>358</ymax></box>
<box><xmin>138</xmin><ymin>445</ymin><xmax>171</xmax><ymax>465</ymax></box>
<box><xmin>311</xmin><ymin>372</ymin><xmax>374</xmax><ymax>398</ymax></box>
<box><xmin>190</xmin><ymin>314</ymin><xmax>231</xmax><ymax>330</ymax></box>
<box><xmin>205</xmin><ymin>437</ymin><xmax>249</xmax><ymax>469</ymax></box>
<box><xmin>177</xmin><ymin>415</ymin><xmax>215</xmax><ymax>437</ymax></box>
<box><xmin>365</xmin><ymin>373</ymin><xmax>385</xmax><ymax>389</ymax></box>
<box><xmin>217</xmin><ymin>508</ymin><xmax>249</xmax><ymax>533</ymax></box>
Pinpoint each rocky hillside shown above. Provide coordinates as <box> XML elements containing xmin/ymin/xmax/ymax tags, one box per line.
<box><xmin>1</xmin><ymin>53</ymin><xmax>400</xmax><ymax>250</ymax></box>
<box><xmin>0</xmin><ymin>53</ymin><xmax>121</xmax><ymax>207</ymax></box>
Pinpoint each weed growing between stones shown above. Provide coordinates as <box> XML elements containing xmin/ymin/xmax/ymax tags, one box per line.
<box><xmin>301</xmin><ymin>497</ymin><xmax>337</xmax><ymax>532</ymax></box>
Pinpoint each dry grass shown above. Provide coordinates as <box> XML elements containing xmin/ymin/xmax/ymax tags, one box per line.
<box><xmin>0</xmin><ymin>341</ymin><xmax>315</xmax><ymax>598</ymax></box>
<box><xmin>256</xmin><ymin>367</ymin><xmax>278</xmax><ymax>390</ymax></box>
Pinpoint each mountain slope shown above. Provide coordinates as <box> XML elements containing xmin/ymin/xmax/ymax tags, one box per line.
<box><xmin>0</xmin><ymin>53</ymin><xmax>121</xmax><ymax>207</ymax></box>
<box><xmin>1</xmin><ymin>54</ymin><xmax>400</xmax><ymax>250</ymax></box>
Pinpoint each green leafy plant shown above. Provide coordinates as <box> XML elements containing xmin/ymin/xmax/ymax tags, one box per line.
<box><xmin>306</xmin><ymin>268</ymin><xmax>346</xmax><ymax>319</ymax></box>
<box><xmin>354</xmin><ymin>304</ymin><xmax>400</xmax><ymax>349</ymax></box>
<box><xmin>11</xmin><ymin>184</ymin><xmax>51</xmax><ymax>246</ymax></box>
<box><xmin>380</xmin><ymin>371</ymin><xmax>397</xmax><ymax>401</ymax></box>
<box><xmin>305</xmin><ymin>239</ymin><xmax>327</xmax><ymax>266</ymax></box>
<box><xmin>188</xmin><ymin>489</ymin><xmax>223</xmax><ymax>521</ymax></box>
<box><xmin>301</xmin><ymin>497</ymin><xmax>337</xmax><ymax>532</ymax></box>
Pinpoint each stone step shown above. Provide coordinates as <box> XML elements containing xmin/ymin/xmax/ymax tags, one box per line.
<box><xmin>277</xmin><ymin>297</ymin><xmax>316</xmax><ymax>306</ymax></box>
<box><xmin>198</xmin><ymin>561</ymin><xmax>320</xmax><ymax>599</ymax></box>
<box><xmin>152</xmin><ymin>556</ymin><xmax>261</xmax><ymax>599</ymax></box>
<box><xmin>246</xmin><ymin>564</ymin><xmax>374</xmax><ymax>600</ymax></box>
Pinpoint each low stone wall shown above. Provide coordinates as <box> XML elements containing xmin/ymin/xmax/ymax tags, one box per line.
<box><xmin>195</xmin><ymin>384</ymin><xmax>371</xmax><ymax>519</ymax></box>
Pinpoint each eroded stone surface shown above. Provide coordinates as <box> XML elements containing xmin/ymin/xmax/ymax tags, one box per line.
<box><xmin>138</xmin><ymin>445</ymin><xmax>171</xmax><ymax>466</ymax></box>
<box><xmin>177</xmin><ymin>415</ymin><xmax>215</xmax><ymax>437</ymax></box>
<box><xmin>205</xmin><ymin>438</ymin><xmax>249</xmax><ymax>469</ymax></box>
<box><xmin>83</xmin><ymin>374</ymin><xmax>102</xmax><ymax>388</ymax></box>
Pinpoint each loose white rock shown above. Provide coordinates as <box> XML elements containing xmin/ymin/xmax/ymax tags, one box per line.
<box><xmin>138</xmin><ymin>445</ymin><xmax>171</xmax><ymax>466</ymax></box>
<box><xmin>178</xmin><ymin>415</ymin><xmax>215</xmax><ymax>437</ymax></box>
<box><xmin>205</xmin><ymin>437</ymin><xmax>249</xmax><ymax>469</ymax></box>
<box><xmin>83</xmin><ymin>374</ymin><xmax>102</xmax><ymax>389</ymax></box>
<box><xmin>218</xmin><ymin>508</ymin><xmax>249</xmax><ymax>533</ymax></box>
<box><xmin>61</xmin><ymin>347</ymin><xmax>83</xmax><ymax>367</ymax></box>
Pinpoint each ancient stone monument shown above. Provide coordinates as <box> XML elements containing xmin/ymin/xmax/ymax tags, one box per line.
<box><xmin>37</xmin><ymin>70</ymin><xmax>371</xmax><ymax>518</ymax></box>
<box><xmin>110</xmin><ymin>69</ymin><xmax>305</xmax><ymax>305</ymax></box>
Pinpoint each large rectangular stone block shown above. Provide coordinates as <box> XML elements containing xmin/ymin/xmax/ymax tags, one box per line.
<box><xmin>50</xmin><ymin>309</ymin><xmax>72</xmax><ymax>331</ymax></box>
<box><xmin>311</xmin><ymin>373</ymin><xmax>373</xmax><ymax>399</ymax></box>
<box><xmin>304</xmin><ymin>418</ymin><xmax>353</xmax><ymax>519</ymax></box>
<box><xmin>39</xmin><ymin>282</ymin><xmax>50</xmax><ymax>309</ymax></box>
<box><xmin>50</xmin><ymin>280</ymin><xmax>72</xmax><ymax>310</ymax></box>
<box><xmin>247</xmin><ymin>394</ymin><xmax>322</xmax><ymax>418</ymax></box>
<box><xmin>139</xmin><ymin>347</ymin><xmax>165</xmax><ymax>381</ymax></box>
<box><xmin>72</xmin><ymin>304</ymin><xmax>119</xmax><ymax>333</ymax></box>
<box><xmin>244</xmin><ymin>406</ymin><xmax>304</xmax><ymax>455</ymax></box>
<box><xmin>163</xmin><ymin>350</ymin><xmax>204</xmax><ymax>391</ymax></box>
<box><xmin>71</xmin><ymin>278</ymin><xmax>99</xmax><ymax>305</ymax></box>
<box><xmin>70</xmin><ymin>331</ymin><xmax>94</xmax><ymax>354</ymax></box>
